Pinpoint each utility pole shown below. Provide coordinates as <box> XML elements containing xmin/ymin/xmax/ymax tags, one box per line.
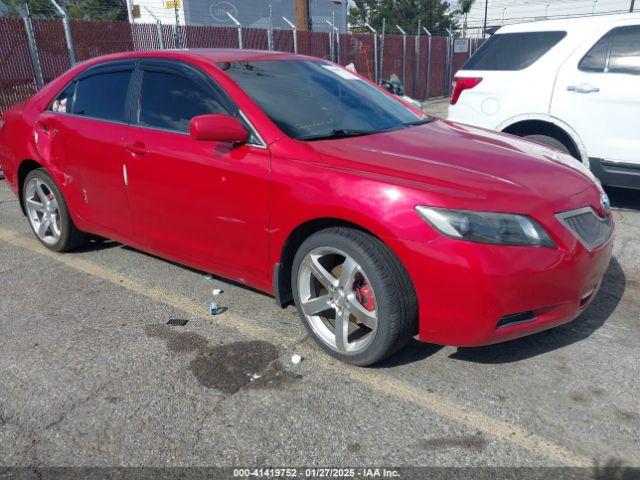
<box><xmin>483</xmin><ymin>0</ymin><xmax>489</xmax><ymax>38</ymax></box>
<box><xmin>295</xmin><ymin>0</ymin><xmax>311</xmax><ymax>31</ymax></box>
<box><xmin>631</xmin><ymin>0</ymin><xmax>636</xmax><ymax>12</ymax></box>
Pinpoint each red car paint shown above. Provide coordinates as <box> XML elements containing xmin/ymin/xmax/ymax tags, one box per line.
<box><xmin>0</xmin><ymin>50</ymin><xmax>613</xmax><ymax>347</ymax></box>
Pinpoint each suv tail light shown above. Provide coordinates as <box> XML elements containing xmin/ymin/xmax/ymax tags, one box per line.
<box><xmin>450</xmin><ymin>77</ymin><xmax>483</xmax><ymax>105</ymax></box>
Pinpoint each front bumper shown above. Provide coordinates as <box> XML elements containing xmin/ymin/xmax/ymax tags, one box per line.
<box><xmin>386</xmin><ymin>212</ymin><xmax>614</xmax><ymax>347</ymax></box>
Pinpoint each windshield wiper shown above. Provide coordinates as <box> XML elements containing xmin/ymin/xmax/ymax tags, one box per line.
<box><xmin>296</xmin><ymin>128</ymin><xmax>378</xmax><ymax>141</ymax></box>
<box><xmin>400</xmin><ymin>118</ymin><xmax>432</xmax><ymax>127</ymax></box>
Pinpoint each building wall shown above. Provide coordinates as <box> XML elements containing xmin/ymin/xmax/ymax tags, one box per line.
<box><xmin>131</xmin><ymin>0</ymin><xmax>347</xmax><ymax>32</ymax></box>
<box><xmin>131</xmin><ymin>0</ymin><xmax>186</xmax><ymax>25</ymax></box>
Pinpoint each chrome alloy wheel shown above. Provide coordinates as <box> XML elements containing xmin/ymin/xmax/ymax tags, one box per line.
<box><xmin>297</xmin><ymin>247</ymin><xmax>379</xmax><ymax>355</ymax></box>
<box><xmin>25</xmin><ymin>178</ymin><xmax>61</xmax><ymax>245</ymax></box>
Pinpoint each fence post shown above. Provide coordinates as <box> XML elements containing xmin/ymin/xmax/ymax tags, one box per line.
<box><xmin>226</xmin><ymin>12</ymin><xmax>243</xmax><ymax>49</ymax></box>
<box><xmin>365</xmin><ymin>23</ymin><xmax>378</xmax><ymax>83</ymax></box>
<box><xmin>143</xmin><ymin>6</ymin><xmax>165</xmax><ymax>49</ymax></box>
<box><xmin>156</xmin><ymin>20</ymin><xmax>165</xmax><ymax>50</ymax></box>
<box><xmin>325</xmin><ymin>20</ymin><xmax>334</xmax><ymax>61</ymax></box>
<box><xmin>414</xmin><ymin>19</ymin><xmax>420</xmax><ymax>99</ymax></box>
<box><xmin>446</xmin><ymin>29</ymin><xmax>454</xmax><ymax>96</ymax></box>
<box><xmin>22</xmin><ymin>6</ymin><xmax>44</xmax><ymax>89</ymax></box>
<box><xmin>396</xmin><ymin>25</ymin><xmax>407</xmax><ymax>88</ymax></box>
<box><xmin>172</xmin><ymin>0</ymin><xmax>181</xmax><ymax>48</ymax></box>
<box><xmin>282</xmin><ymin>16</ymin><xmax>297</xmax><ymax>53</ymax></box>
<box><xmin>380</xmin><ymin>18</ymin><xmax>385</xmax><ymax>81</ymax></box>
<box><xmin>268</xmin><ymin>4</ymin><xmax>273</xmax><ymax>51</ymax></box>
<box><xmin>50</xmin><ymin>0</ymin><xmax>76</xmax><ymax>65</ymax></box>
<box><xmin>422</xmin><ymin>27</ymin><xmax>431</xmax><ymax>100</ymax></box>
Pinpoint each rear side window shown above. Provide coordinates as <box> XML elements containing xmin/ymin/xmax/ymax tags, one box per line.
<box><xmin>73</xmin><ymin>71</ymin><xmax>132</xmax><ymax>122</ymax></box>
<box><xmin>463</xmin><ymin>31</ymin><xmax>567</xmax><ymax>71</ymax></box>
<box><xmin>138</xmin><ymin>70</ymin><xmax>228</xmax><ymax>133</ymax></box>
<box><xmin>609</xmin><ymin>25</ymin><xmax>640</xmax><ymax>74</ymax></box>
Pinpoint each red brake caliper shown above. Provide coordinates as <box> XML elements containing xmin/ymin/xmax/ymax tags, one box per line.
<box><xmin>354</xmin><ymin>283</ymin><xmax>375</xmax><ymax>313</ymax></box>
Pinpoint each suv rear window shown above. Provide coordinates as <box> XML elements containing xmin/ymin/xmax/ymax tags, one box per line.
<box><xmin>463</xmin><ymin>31</ymin><xmax>567</xmax><ymax>71</ymax></box>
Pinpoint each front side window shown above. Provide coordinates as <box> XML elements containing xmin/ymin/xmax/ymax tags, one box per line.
<box><xmin>138</xmin><ymin>70</ymin><xmax>228</xmax><ymax>133</ymax></box>
<box><xmin>580</xmin><ymin>26</ymin><xmax>640</xmax><ymax>74</ymax></box>
<box><xmin>463</xmin><ymin>31</ymin><xmax>567</xmax><ymax>71</ymax></box>
<box><xmin>73</xmin><ymin>71</ymin><xmax>132</xmax><ymax>122</ymax></box>
<box><xmin>220</xmin><ymin>60</ymin><xmax>423</xmax><ymax>140</ymax></box>
<box><xmin>608</xmin><ymin>25</ymin><xmax>640</xmax><ymax>75</ymax></box>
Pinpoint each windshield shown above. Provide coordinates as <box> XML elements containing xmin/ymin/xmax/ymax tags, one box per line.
<box><xmin>219</xmin><ymin>60</ymin><xmax>425</xmax><ymax>140</ymax></box>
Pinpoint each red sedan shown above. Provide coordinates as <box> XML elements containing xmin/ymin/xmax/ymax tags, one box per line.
<box><xmin>0</xmin><ymin>50</ymin><xmax>614</xmax><ymax>365</ymax></box>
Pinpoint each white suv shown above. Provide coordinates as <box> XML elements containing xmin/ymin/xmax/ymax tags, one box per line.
<box><xmin>448</xmin><ymin>13</ymin><xmax>640</xmax><ymax>190</ymax></box>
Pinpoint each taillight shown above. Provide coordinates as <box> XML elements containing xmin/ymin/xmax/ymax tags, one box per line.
<box><xmin>450</xmin><ymin>77</ymin><xmax>483</xmax><ymax>105</ymax></box>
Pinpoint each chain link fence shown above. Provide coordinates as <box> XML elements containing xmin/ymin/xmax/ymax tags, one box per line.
<box><xmin>0</xmin><ymin>16</ymin><xmax>482</xmax><ymax>113</ymax></box>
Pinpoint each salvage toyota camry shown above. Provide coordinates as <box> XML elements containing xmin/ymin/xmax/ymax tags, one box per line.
<box><xmin>0</xmin><ymin>50</ymin><xmax>614</xmax><ymax>365</ymax></box>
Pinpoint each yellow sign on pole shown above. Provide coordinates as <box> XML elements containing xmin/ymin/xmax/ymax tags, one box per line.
<box><xmin>165</xmin><ymin>0</ymin><xmax>182</xmax><ymax>9</ymax></box>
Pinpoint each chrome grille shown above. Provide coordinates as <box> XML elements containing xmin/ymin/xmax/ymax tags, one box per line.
<box><xmin>556</xmin><ymin>207</ymin><xmax>613</xmax><ymax>250</ymax></box>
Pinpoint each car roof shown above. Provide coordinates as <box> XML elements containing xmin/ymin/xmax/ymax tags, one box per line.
<box><xmin>81</xmin><ymin>48</ymin><xmax>313</xmax><ymax>66</ymax></box>
<box><xmin>497</xmin><ymin>12</ymin><xmax>640</xmax><ymax>34</ymax></box>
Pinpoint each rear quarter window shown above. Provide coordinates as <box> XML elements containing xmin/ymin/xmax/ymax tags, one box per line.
<box><xmin>463</xmin><ymin>31</ymin><xmax>567</xmax><ymax>71</ymax></box>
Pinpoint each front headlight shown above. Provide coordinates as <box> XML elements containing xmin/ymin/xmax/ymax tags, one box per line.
<box><xmin>416</xmin><ymin>206</ymin><xmax>556</xmax><ymax>247</ymax></box>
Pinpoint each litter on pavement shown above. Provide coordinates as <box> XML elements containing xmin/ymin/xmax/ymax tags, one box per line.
<box><xmin>166</xmin><ymin>318</ymin><xmax>188</xmax><ymax>326</ymax></box>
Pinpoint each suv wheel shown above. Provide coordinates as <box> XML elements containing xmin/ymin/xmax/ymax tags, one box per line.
<box><xmin>291</xmin><ymin>227</ymin><xmax>417</xmax><ymax>366</ymax></box>
<box><xmin>524</xmin><ymin>134</ymin><xmax>572</xmax><ymax>156</ymax></box>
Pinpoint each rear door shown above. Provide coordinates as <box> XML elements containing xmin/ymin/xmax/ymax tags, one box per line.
<box><xmin>122</xmin><ymin>60</ymin><xmax>270</xmax><ymax>279</ymax></box>
<box><xmin>46</xmin><ymin>61</ymin><xmax>134</xmax><ymax>239</ymax></box>
<box><xmin>552</xmin><ymin>23</ymin><xmax>640</xmax><ymax>166</ymax></box>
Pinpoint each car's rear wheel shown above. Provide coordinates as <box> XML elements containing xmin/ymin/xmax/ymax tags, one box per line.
<box><xmin>291</xmin><ymin>227</ymin><xmax>417</xmax><ymax>366</ymax></box>
<box><xmin>23</xmin><ymin>169</ymin><xmax>86</xmax><ymax>252</ymax></box>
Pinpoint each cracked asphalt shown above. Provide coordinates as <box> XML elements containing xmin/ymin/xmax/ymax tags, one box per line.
<box><xmin>0</xmin><ymin>176</ymin><xmax>639</xmax><ymax>471</ymax></box>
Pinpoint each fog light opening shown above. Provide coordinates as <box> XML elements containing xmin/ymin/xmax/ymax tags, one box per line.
<box><xmin>496</xmin><ymin>311</ymin><xmax>536</xmax><ymax>329</ymax></box>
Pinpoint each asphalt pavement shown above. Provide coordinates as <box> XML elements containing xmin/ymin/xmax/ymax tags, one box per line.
<box><xmin>0</xmin><ymin>175</ymin><xmax>639</xmax><ymax>472</ymax></box>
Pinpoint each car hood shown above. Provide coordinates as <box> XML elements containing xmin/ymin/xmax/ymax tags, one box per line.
<box><xmin>308</xmin><ymin>119</ymin><xmax>597</xmax><ymax>207</ymax></box>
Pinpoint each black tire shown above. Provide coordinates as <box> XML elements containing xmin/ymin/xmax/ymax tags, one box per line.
<box><xmin>23</xmin><ymin>168</ymin><xmax>87</xmax><ymax>252</ymax></box>
<box><xmin>524</xmin><ymin>134</ymin><xmax>571</xmax><ymax>155</ymax></box>
<box><xmin>291</xmin><ymin>227</ymin><xmax>417</xmax><ymax>366</ymax></box>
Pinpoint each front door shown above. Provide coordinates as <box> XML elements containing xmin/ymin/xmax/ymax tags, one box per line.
<box><xmin>123</xmin><ymin>60</ymin><xmax>270</xmax><ymax>280</ymax></box>
<box><xmin>552</xmin><ymin>23</ymin><xmax>640</xmax><ymax>165</ymax></box>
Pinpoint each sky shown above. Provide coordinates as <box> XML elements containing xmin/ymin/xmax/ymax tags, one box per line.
<box><xmin>449</xmin><ymin>0</ymin><xmax>636</xmax><ymax>32</ymax></box>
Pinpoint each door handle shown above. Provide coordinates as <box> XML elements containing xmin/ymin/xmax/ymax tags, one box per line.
<box><xmin>125</xmin><ymin>142</ymin><xmax>147</xmax><ymax>155</ymax></box>
<box><xmin>567</xmin><ymin>84</ymin><xmax>600</xmax><ymax>94</ymax></box>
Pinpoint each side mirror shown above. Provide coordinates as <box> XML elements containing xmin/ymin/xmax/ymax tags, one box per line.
<box><xmin>190</xmin><ymin>114</ymin><xmax>249</xmax><ymax>144</ymax></box>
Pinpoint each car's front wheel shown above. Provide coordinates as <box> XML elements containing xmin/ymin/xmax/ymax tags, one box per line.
<box><xmin>291</xmin><ymin>227</ymin><xmax>417</xmax><ymax>366</ymax></box>
<box><xmin>23</xmin><ymin>168</ymin><xmax>86</xmax><ymax>252</ymax></box>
